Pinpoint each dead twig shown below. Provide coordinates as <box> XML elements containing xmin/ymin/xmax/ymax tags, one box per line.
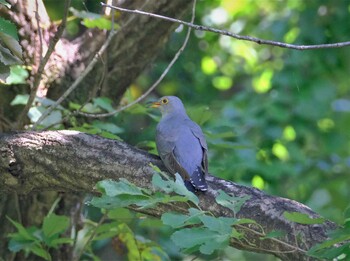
<box><xmin>101</xmin><ymin>2</ymin><xmax>350</xmax><ymax>50</ymax></box>
<box><xmin>74</xmin><ymin>0</ymin><xmax>197</xmax><ymax>119</ymax></box>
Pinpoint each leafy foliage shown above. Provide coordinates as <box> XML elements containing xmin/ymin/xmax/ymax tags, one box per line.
<box><xmin>0</xmin><ymin>1</ymin><xmax>23</xmax><ymax>82</ymax></box>
<box><xmin>7</xmin><ymin>215</ymin><xmax>72</xmax><ymax>261</ymax></box>
<box><xmin>88</xmin><ymin>170</ymin><xmax>256</xmax><ymax>257</ymax></box>
<box><xmin>69</xmin><ymin>7</ymin><xmax>119</xmax><ymax>30</ymax></box>
<box><xmin>4</xmin><ymin>0</ymin><xmax>350</xmax><ymax>260</ymax></box>
<box><xmin>307</xmin><ymin>208</ymin><xmax>350</xmax><ymax>259</ymax></box>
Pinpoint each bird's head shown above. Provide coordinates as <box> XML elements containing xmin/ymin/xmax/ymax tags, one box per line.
<box><xmin>151</xmin><ymin>96</ymin><xmax>187</xmax><ymax>116</ymax></box>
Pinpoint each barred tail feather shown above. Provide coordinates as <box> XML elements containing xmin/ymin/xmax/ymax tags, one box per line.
<box><xmin>190</xmin><ymin>167</ymin><xmax>208</xmax><ymax>192</ymax></box>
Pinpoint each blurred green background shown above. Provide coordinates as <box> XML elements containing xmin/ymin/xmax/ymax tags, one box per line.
<box><xmin>43</xmin><ymin>0</ymin><xmax>350</xmax><ymax>260</ymax></box>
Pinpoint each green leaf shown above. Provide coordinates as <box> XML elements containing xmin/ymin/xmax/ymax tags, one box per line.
<box><xmin>127</xmin><ymin>103</ymin><xmax>148</xmax><ymax>115</ymax></box>
<box><xmin>199</xmin><ymin>215</ymin><xmax>237</xmax><ymax>234</ymax></box>
<box><xmin>80</xmin><ymin>102</ymin><xmax>102</xmax><ymax>113</ymax></box>
<box><xmin>141</xmin><ymin>246</ymin><xmax>170</xmax><ymax>261</ymax></box>
<box><xmin>0</xmin><ymin>17</ymin><xmax>18</xmax><ymax>40</ymax></box>
<box><xmin>215</xmin><ymin>190</ymin><xmax>250</xmax><ymax>215</ymax></box>
<box><xmin>108</xmin><ymin>208</ymin><xmax>133</xmax><ymax>220</ymax></box>
<box><xmin>308</xmin><ymin>242</ymin><xmax>350</xmax><ymax>259</ymax></box>
<box><xmin>6</xmin><ymin>65</ymin><xmax>28</xmax><ymax>84</ymax></box>
<box><xmin>92</xmin><ymin>121</ymin><xmax>124</xmax><ymax>134</ymax></box>
<box><xmin>93</xmin><ymin>222</ymin><xmax>119</xmax><ymax>241</ymax></box>
<box><xmin>151</xmin><ymin>172</ymin><xmax>173</xmax><ymax>193</ymax></box>
<box><xmin>314</xmin><ymin>227</ymin><xmax>350</xmax><ymax>250</ymax></box>
<box><xmin>89</xmin><ymin>194</ymin><xmax>148</xmax><ymax>209</ymax></box>
<box><xmin>8</xmin><ymin>238</ymin><xmax>35</xmax><ymax>252</ymax></box>
<box><xmin>49</xmin><ymin>237</ymin><xmax>73</xmax><ymax>248</ymax></box>
<box><xmin>99</xmin><ymin>131</ymin><xmax>122</xmax><ymax>140</ymax></box>
<box><xmin>344</xmin><ymin>206</ymin><xmax>350</xmax><ymax>226</ymax></box>
<box><xmin>7</xmin><ymin>217</ymin><xmax>36</xmax><ymax>241</ymax></box>
<box><xmin>173</xmin><ymin>173</ymin><xmax>199</xmax><ymax>205</ymax></box>
<box><xmin>0</xmin><ymin>31</ymin><xmax>22</xmax><ymax>59</ymax></box>
<box><xmin>0</xmin><ymin>42</ymin><xmax>21</xmax><ymax>66</ymax></box>
<box><xmin>232</xmin><ymin>218</ymin><xmax>257</xmax><ymax>226</ymax></box>
<box><xmin>161</xmin><ymin>210</ymin><xmax>202</xmax><ymax>228</ymax></box>
<box><xmin>205</xmin><ymin>130</ymin><xmax>236</xmax><ymax>139</ymax></box>
<box><xmin>117</xmin><ymin>223</ymin><xmax>141</xmax><ymax>261</ymax></box>
<box><xmin>187</xmin><ymin>105</ymin><xmax>212</xmax><ymax>125</ymax></box>
<box><xmin>151</xmin><ymin>173</ymin><xmax>199</xmax><ymax>206</ymax></box>
<box><xmin>83</xmin><ymin>17</ymin><xmax>116</xmax><ymax>30</ymax></box>
<box><xmin>11</xmin><ymin>94</ymin><xmax>29</xmax><ymax>105</ymax></box>
<box><xmin>171</xmin><ymin>227</ymin><xmax>229</xmax><ymax>255</ymax></box>
<box><xmin>69</xmin><ymin>7</ymin><xmax>100</xmax><ymax>19</ymax></box>
<box><xmin>70</xmin><ymin>7</ymin><xmax>118</xmax><ymax>30</ymax></box>
<box><xmin>43</xmin><ymin>214</ymin><xmax>70</xmax><ymax>238</ymax></box>
<box><xmin>96</xmin><ymin>179</ymin><xmax>145</xmax><ymax>197</ymax></box>
<box><xmin>30</xmin><ymin>244</ymin><xmax>51</xmax><ymax>261</ymax></box>
<box><xmin>93</xmin><ymin>97</ymin><xmax>115</xmax><ymax>112</ymax></box>
<box><xmin>283</xmin><ymin>212</ymin><xmax>326</xmax><ymax>225</ymax></box>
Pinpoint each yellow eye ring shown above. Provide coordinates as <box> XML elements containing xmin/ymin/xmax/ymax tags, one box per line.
<box><xmin>161</xmin><ymin>98</ymin><xmax>168</xmax><ymax>104</ymax></box>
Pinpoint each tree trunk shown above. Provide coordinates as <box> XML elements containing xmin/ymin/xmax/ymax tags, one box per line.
<box><xmin>0</xmin><ymin>131</ymin><xmax>337</xmax><ymax>260</ymax></box>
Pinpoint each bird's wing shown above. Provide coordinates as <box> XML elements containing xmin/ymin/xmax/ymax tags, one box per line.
<box><xmin>162</xmin><ymin>151</ymin><xmax>191</xmax><ymax>181</ymax></box>
<box><xmin>185</xmin><ymin>119</ymin><xmax>208</xmax><ymax>150</ymax></box>
<box><xmin>156</xmin><ymin>130</ymin><xmax>191</xmax><ymax>181</ymax></box>
<box><xmin>186</xmin><ymin>119</ymin><xmax>209</xmax><ymax>175</ymax></box>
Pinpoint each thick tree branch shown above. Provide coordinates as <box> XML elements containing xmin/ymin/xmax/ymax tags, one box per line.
<box><xmin>102</xmin><ymin>3</ymin><xmax>350</xmax><ymax>50</ymax></box>
<box><xmin>0</xmin><ymin>131</ymin><xmax>337</xmax><ymax>260</ymax></box>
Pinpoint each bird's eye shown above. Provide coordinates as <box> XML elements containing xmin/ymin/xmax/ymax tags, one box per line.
<box><xmin>161</xmin><ymin>98</ymin><xmax>168</xmax><ymax>104</ymax></box>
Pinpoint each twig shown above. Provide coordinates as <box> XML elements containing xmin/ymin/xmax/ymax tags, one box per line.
<box><xmin>31</xmin><ymin>27</ymin><xmax>117</xmax><ymax>130</ymax></box>
<box><xmin>32</xmin><ymin>0</ymin><xmax>151</xmax><ymax>129</ymax></box>
<box><xmin>0</xmin><ymin>114</ymin><xmax>13</xmax><ymax>129</ymax></box>
<box><xmin>74</xmin><ymin>0</ymin><xmax>197</xmax><ymax>119</ymax></box>
<box><xmin>72</xmin><ymin>211</ymin><xmax>108</xmax><ymax>261</ymax></box>
<box><xmin>35</xmin><ymin>0</ymin><xmax>43</xmax><ymax>63</ymax></box>
<box><xmin>235</xmin><ymin>224</ymin><xmax>308</xmax><ymax>254</ymax></box>
<box><xmin>101</xmin><ymin>3</ymin><xmax>350</xmax><ymax>50</ymax></box>
<box><xmin>17</xmin><ymin>0</ymin><xmax>72</xmax><ymax>129</ymax></box>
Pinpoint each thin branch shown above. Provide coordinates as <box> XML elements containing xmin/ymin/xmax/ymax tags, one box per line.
<box><xmin>74</xmin><ymin>0</ymin><xmax>197</xmax><ymax>119</ymax></box>
<box><xmin>101</xmin><ymin>3</ymin><xmax>350</xmax><ymax>50</ymax></box>
<box><xmin>72</xmin><ymin>211</ymin><xmax>108</xmax><ymax>261</ymax></box>
<box><xmin>235</xmin><ymin>224</ymin><xmax>308</xmax><ymax>255</ymax></box>
<box><xmin>31</xmin><ymin>28</ymin><xmax>117</xmax><ymax>130</ymax></box>
<box><xmin>0</xmin><ymin>115</ymin><xmax>13</xmax><ymax>129</ymax></box>
<box><xmin>17</xmin><ymin>0</ymin><xmax>72</xmax><ymax>130</ymax></box>
<box><xmin>32</xmin><ymin>1</ymin><xmax>153</xmax><ymax>129</ymax></box>
<box><xmin>35</xmin><ymin>0</ymin><xmax>43</xmax><ymax>63</ymax></box>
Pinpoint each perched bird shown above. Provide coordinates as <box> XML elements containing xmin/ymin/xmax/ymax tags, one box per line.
<box><xmin>151</xmin><ymin>96</ymin><xmax>208</xmax><ymax>192</ymax></box>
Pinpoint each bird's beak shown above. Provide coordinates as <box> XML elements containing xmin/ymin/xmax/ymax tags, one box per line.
<box><xmin>150</xmin><ymin>101</ymin><xmax>161</xmax><ymax>108</ymax></box>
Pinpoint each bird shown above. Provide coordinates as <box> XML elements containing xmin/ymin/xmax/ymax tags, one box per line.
<box><xmin>151</xmin><ymin>96</ymin><xmax>208</xmax><ymax>192</ymax></box>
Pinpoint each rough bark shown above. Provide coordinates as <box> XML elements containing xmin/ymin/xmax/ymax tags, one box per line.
<box><xmin>0</xmin><ymin>131</ymin><xmax>337</xmax><ymax>260</ymax></box>
<box><xmin>0</xmin><ymin>0</ymin><xmax>192</xmax><ymax>129</ymax></box>
<box><xmin>10</xmin><ymin>0</ymin><xmax>192</xmax><ymax>103</ymax></box>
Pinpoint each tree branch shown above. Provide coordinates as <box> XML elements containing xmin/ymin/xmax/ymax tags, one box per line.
<box><xmin>31</xmin><ymin>23</ymin><xmax>118</xmax><ymax>130</ymax></box>
<box><xmin>73</xmin><ymin>0</ymin><xmax>197</xmax><ymax>119</ymax></box>
<box><xmin>0</xmin><ymin>131</ymin><xmax>337</xmax><ymax>260</ymax></box>
<box><xmin>102</xmin><ymin>3</ymin><xmax>350</xmax><ymax>50</ymax></box>
<box><xmin>17</xmin><ymin>0</ymin><xmax>72</xmax><ymax>129</ymax></box>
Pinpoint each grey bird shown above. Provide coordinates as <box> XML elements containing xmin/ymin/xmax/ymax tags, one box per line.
<box><xmin>151</xmin><ymin>96</ymin><xmax>208</xmax><ymax>192</ymax></box>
